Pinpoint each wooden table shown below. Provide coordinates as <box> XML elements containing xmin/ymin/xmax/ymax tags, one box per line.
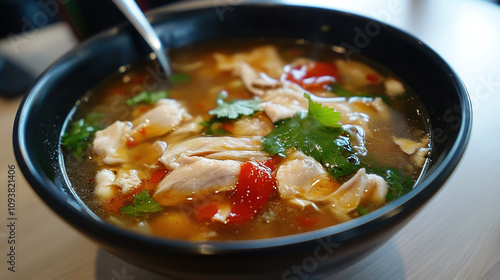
<box><xmin>1</xmin><ymin>0</ymin><xmax>499</xmax><ymax>279</ymax></box>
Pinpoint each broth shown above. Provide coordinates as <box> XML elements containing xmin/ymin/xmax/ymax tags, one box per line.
<box><xmin>62</xmin><ymin>38</ymin><xmax>431</xmax><ymax>241</ymax></box>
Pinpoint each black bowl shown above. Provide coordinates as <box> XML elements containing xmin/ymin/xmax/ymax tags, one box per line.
<box><xmin>13</xmin><ymin>2</ymin><xmax>471</xmax><ymax>280</ymax></box>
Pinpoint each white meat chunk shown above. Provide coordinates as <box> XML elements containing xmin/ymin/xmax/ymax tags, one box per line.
<box><xmin>94</xmin><ymin>168</ymin><xmax>143</xmax><ymax>200</ymax></box>
<box><xmin>95</xmin><ymin>168</ymin><xmax>116</xmax><ymax>200</ymax></box>
<box><xmin>276</xmin><ymin>151</ymin><xmax>330</xmax><ymax>200</ymax></box>
<box><xmin>115</xmin><ymin>169</ymin><xmax>142</xmax><ymax>193</ymax></box>
<box><xmin>334</xmin><ymin>60</ymin><xmax>383</xmax><ymax>91</ymax></box>
<box><xmin>276</xmin><ymin>151</ymin><xmax>388</xmax><ymax>214</ymax></box>
<box><xmin>235</xmin><ymin>62</ymin><xmax>283</xmax><ymax>96</ymax></box>
<box><xmin>260</xmin><ymin>83</ymin><xmax>309</xmax><ymax>123</ymax></box>
<box><xmin>328</xmin><ymin>168</ymin><xmax>387</xmax><ymax>213</ymax></box>
<box><xmin>159</xmin><ymin>136</ymin><xmax>269</xmax><ymax>170</ymax></box>
<box><xmin>154</xmin><ymin>155</ymin><xmax>241</xmax><ymax>206</ymax></box>
<box><xmin>213</xmin><ymin>45</ymin><xmax>285</xmax><ymax>78</ymax></box>
<box><xmin>232</xmin><ymin>114</ymin><xmax>274</xmax><ymax>137</ymax></box>
<box><xmin>93</xmin><ymin>121</ymin><xmax>132</xmax><ymax>165</ymax></box>
<box><xmin>392</xmin><ymin>135</ymin><xmax>431</xmax><ymax>168</ymax></box>
<box><xmin>385</xmin><ymin>77</ymin><xmax>405</xmax><ymax>96</ymax></box>
<box><xmin>128</xmin><ymin>98</ymin><xmax>192</xmax><ymax>142</ymax></box>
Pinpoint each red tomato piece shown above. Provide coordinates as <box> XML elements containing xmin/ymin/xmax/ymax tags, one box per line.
<box><xmin>148</xmin><ymin>168</ymin><xmax>169</xmax><ymax>187</ymax></box>
<box><xmin>226</xmin><ymin>160</ymin><xmax>277</xmax><ymax>224</ymax></box>
<box><xmin>284</xmin><ymin>62</ymin><xmax>339</xmax><ymax>90</ymax></box>
<box><xmin>195</xmin><ymin>203</ymin><xmax>219</xmax><ymax>222</ymax></box>
<box><xmin>296</xmin><ymin>216</ymin><xmax>319</xmax><ymax>228</ymax></box>
<box><xmin>366</xmin><ymin>73</ymin><xmax>379</xmax><ymax>83</ymax></box>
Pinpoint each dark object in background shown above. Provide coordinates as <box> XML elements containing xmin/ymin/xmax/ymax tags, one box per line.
<box><xmin>0</xmin><ymin>54</ymin><xmax>35</xmax><ymax>98</ymax></box>
<box><xmin>58</xmin><ymin>0</ymin><xmax>181</xmax><ymax>40</ymax></box>
<box><xmin>0</xmin><ymin>0</ymin><xmax>60</xmax><ymax>38</ymax></box>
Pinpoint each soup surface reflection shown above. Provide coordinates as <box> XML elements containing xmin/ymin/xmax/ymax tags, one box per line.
<box><xmin>62</xmin><ymin>39</ymin><xmax>431</xmax><ymax>241</ymax></box>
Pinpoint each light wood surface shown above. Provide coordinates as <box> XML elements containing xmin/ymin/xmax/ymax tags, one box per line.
<box><xmin>1</xmin><ymin>0</ymin><xmax>499</xmax><ymax>279</ymax></box>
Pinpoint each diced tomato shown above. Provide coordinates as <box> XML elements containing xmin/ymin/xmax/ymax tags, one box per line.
<box><xmin>103</xmin><ymin>196</ymin><xmax>128</xmax><ymax>214</ymax></box>
<box><xmin>220</xmin><ymin>121</ymin><xmax>234</xmax><ymax>133</ymax></box>
<box><xmin>195</xmin><ymin>203</ymin><xmax>219</xmax><ymax>222</ymax></box>
<box><xmin>103</xmin><ymin>184</ymin><xmax>146</xmax><ymax>214</ymax></box>
<box><xmin>366</xmin><ymin>73</ymin><xmax>379</xmax><ymax>83</ymax></box>
<box><xmin>284</xmin><ymin>62</ymin><xmax>339</xmax><ymax>90</ymax></box>
<box><xmin>226</xmin><ymin>159</ymin><xmax>277</xmax><ymax>224</ymax></box>
<box><xmin>125</xmin><ymin>136</ymin><xmax>137</xmax><ymax>147</ymax></box>
<box><xmin>296</xmin><ymin>216</ymin><xmax>318</xmax><ymax>228</ymax></box>
<box><xmin>148</xmin><ymin>168</ymin><xmax>169</xmax><ymax>187</ymax></box>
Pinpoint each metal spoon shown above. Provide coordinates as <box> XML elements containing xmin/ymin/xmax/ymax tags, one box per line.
<box><xmin>112</xmin><ymin>0</ymin><xmax>172</xmax><ymax>77</ymax></box>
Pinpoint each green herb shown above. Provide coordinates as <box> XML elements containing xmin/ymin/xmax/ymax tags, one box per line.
<box><xmin>263</xmin><ymin>93</ymin><xmax>360</xmax><ymax>178</ymax></box>
<box><xmin>120</xmin><ymin>190</ymin><xmax>162</xmax><ymax>216</ymax></box>
<box><xmin>331</xmin><ymin>84</ymin><xmax>390</xmax><ymax>104</ymax></box>
<box><xmin>62</xmin><ymin>112</ymin><xmax>105</xmax><ymax>159</ymax></box>
<box><xmin>126</xmin><ymin>90</ymin><xmax>169</xmax><ymax>106</ymax></box>
<box><xmin>201</xmin><ymin>91</ymin><xmax>263</xmax><ymax>135</ymax></box>
<box><xmin>357</xmin><ymin>205</ymin><xmax>368</xmax><ymax>215</ymax></box>
<box><xmin>208</xmin><ymin>91</ymin><xmax>263</xmax><ymax>119</ymax></box>
<box><xmin>368</xmin><ymin>167</ymin><xmax>414</xmax><ymax>201</ymax></box>
<box><xmin>200</xmin><ymin>118</ymin><xmax>232</xmax><ymax>135</ymax></box>
<box><xmin>169</xmin><ymin>73</ymin><xmax>190</xmax><ymax>83</ymax></box>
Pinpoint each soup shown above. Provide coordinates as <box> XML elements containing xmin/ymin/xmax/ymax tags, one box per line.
<box><xmin>62</xmin><ymin>39</ymin><xmax>431</xmax><ymax>241</ymax></box>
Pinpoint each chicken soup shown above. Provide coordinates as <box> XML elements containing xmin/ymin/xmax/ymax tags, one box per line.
<box><xmin>62</xmin><ymin>39</ymin><xmax>431</xmax><ymax>241</ymax></box>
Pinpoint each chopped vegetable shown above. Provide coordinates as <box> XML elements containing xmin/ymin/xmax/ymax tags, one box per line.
<box><xmin>195</xmin><ymin>203</ymin><xmax>219</xmax><ymax>222</ymax></box>
<box><xmin>357</xmin><ymin>205</ymin><xmax>368</xmax><ymax>216</ymax></box>
<box><xmin>369</xmin><ymin>167</ymin><xmax>414</xmax><ymax>201</ymax></box>
<box><xmin>284</xmin><ymin>62</ymin><xmax>339</xmax><ymax>90</ymax></box>
<box><xmin>61</xmin><ymin>112</ymin><xmax>105</xmax><ymax>158</ymax></box>
<box><xmin>296</xmin><ymin>216</ymin><xmax>318</xmax><ymax>228</ymax></box>
<box><xmin>125</xmin><ymin>90</ymin><xmax>169</xmax><ymax>106</ymax></box>
<box><xmin>209</xmin><ymin>91</ymin><xmax>263</xmax><ymax>119</ymax></box>
<box><xmin>169</xmin><ymin>72</ymin><xmax>190</xmax><ymax>83</ymax></box>
<box><xmin>226</xmin><ymin>160</ymin><xmax>277</xmax><ymax>224</ymax></box>
<box><xmin>202</xmin><ymin>91</ymin><xmax>263</xmax><ymax>135</ymax></box>
<box><xmin>120</xmin><ymin>190</ymin><xmax>162</xmax><ymax>216</ymax></box>
<box><xmin>331</xmin><ymin>84</ymin><xmax>390</xmax><ymax>104</ymax></box>
<box><xmin>200</xmin><ymin>118</ymin><xmax>233</xmax><ymax>135</ymax></box>
<box><xmin>263</xmin><ymin>94</ymin><xmax>360</xmax><ymax>178</ymax></box>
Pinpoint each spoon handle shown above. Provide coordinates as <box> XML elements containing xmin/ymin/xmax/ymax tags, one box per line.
<box><xmin>112</xmin><ymin>0</ymin><xmax>172</xmax><ymax>77</ymax></box>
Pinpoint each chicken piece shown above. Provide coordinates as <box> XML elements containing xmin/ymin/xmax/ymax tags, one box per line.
<box><xmin>159</xmin><ymin>136</ymin><xmax>269</xmax><ymax>170</ymax></box>
<box><xmin>276</xmin><ymin>150</ymin><xmax>388</xmax><ymax>214</ymax></box>
<box><xmin>260</xmin><ymin>83</ymin><xmax>309</xmax><ymax>123</ymax></box>
<box><xmin>93</xmin><ymin>121</ymin><xmax>132</xmax><ymax>165</ymax></box>
<box><xmin>128</xmin><ymin>98</ymin><xmax>192</xmax><ymax>144</ymax></box>
<box><xmin>154</xmin><ymin>155</ymin><xmax>241</xmax><ymax>206</ymax></box>
<box><xmin>232</xmin><ymin>114</ymin><xmax>274</xmax><ymax>137</ymax></box>
<box><xmin>213</xmin><ymin>45</ymin><xmax>285</xmax><ymax>78</ymax></box>
<box><xmin>276</xmin><ymin>151</ymin><xmax>332</xmax><ymax>200</ymax></box>
<box><xmin>392</xmin><ymin>135</ymin><xmax>431</xmax><ymax>168</ymax></box>
<box><xmin>327</xmin><ymin>168</ymin><xmax>387</xmax><ymax>213</ymax></box>
<box><xmin>235</xmin><ymin>62</ymin><xmax>283</xmax><ymax>96</ymax></box>
<box><xmin>334</xmin><ymin>60</ymin><xmax>383</xmax><ymax>91</ymax></box>
<box><xmin>94</xmin><ymin>168</ymin><xmax>116</xmax><ymax>200</ymax></box>
<box><xmin>92</xmin><ymin>99</ymin><xmax>191</xmax><ymax>164</ymax></box>
<box><xmin>94</xmin><ymin>168</ymin><xmax>143</xmax><ymax>200</ymax></box>
<box><xmin>385</xmin><ymin>77</ymin><xmax>405</xmax><ymax>96</ymax></box>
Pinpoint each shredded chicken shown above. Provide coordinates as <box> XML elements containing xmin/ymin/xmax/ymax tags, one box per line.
<box><xmin>276</xmin><ymin>150</ymin><xmax>388</xmax><ymax>214</ymax></box>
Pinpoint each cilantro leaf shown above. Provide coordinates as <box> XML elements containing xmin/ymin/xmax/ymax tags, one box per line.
<box><xmin>120</xmin><ymin>190</ymin><xmax>162</xmax><ymax>216</ymax></box>
<box><xmin>169</xmin><ymin>72</ymin><xmax>190</xmax><ymax>83</ymax></box>
<box><xmin>126</xmin><ymin>90</ymin><xmax>169</xmax><ymax>106</ymax></box>
<box><xmin>368</xmin><ymin>167</ymin><xmax>414</xmax><ymax>201</ymax></box>
<box><xmin>331</xmin><ymin>84</ymin><xmax>390</xmax><ymax>104</ymax></box>
<box><xmin>62</xmin><ymin>112</ymin><xmax>105</xmax><ymax>159</ymax></box>
<box><xmin>208</xmin><ymin>91</ymin><xmax>263</xmax><ymax>119</ymax></box>
<box><xmin>263</xmin><ymin>93</ymin><xmax>360</xmax><ymax>178</ymax></box>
